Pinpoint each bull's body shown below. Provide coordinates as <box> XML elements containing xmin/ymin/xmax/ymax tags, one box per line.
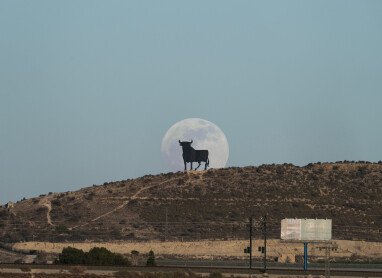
<box><xmin>179</xmin><ymin>140</ymin><xmax>209</xmax><ymax>171</ymax></box>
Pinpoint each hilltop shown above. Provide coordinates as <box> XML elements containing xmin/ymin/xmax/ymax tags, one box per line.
<box><xmin>0</xmin><ymin>162</ymin><xmax>381</xmax><ymax>243</ymax></box>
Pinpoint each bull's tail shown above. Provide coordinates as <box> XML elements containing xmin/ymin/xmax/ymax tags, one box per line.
<box><xmin>206</xmin><ymin>157</ymin><xmax>209</xmax><ymax>166</ymax></box>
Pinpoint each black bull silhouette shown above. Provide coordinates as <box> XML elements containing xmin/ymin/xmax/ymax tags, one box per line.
<box><xmin>179</xmin><ymin>140</ymin><xmax>209</xmax><ymax>171</ymax></box>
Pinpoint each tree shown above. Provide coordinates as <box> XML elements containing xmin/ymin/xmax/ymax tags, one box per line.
<box><xmin>58</xmin><ymin>246</ymin><xmax>130</xmax><ymax>266</ymax></box>
<box><xmin>86</xmin><ymin>247</ymin><xmax>114</xmax><ymax>265</ymax></box>
<box><xmin>86</xmin><ymin>247</ymin><xmax>130</xmax><ymax>266</ymax></box>
<box><xmin>146</xmin><ymin>250</ymin><xmax>156</xmax><ymax>266</ymax></box>
<box><xmin>59</xmin><ymin>247</ymin><xmax>86</xmax><ymax>264</ymax></box>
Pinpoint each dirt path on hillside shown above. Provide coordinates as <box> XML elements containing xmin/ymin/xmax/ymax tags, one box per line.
<box><xmin>71</xmin><ymin>177</ymin><xmax>179</xmax><ymax>230</ymax></box>
<box><xmin>40</xmin><ymin>199</ymin><xmax>54</xmax><ymax>226</ymax></box>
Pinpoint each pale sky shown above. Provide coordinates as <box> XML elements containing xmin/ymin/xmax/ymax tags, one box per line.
<box><xmin>1</xmin><ymin>1</ymin><xmax>382</xmax><ymax>202</ymax></box>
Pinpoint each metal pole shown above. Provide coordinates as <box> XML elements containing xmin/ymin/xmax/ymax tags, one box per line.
<box><xmin>263</xmin><ymin>215</ymin><xmax>267</xmax><ymax>273</ymax></box>
<box><xmin>325</xmin><ymin>243</ymin><xmax>331</xmax><ymax>278</ymax></box>
<box><xmin>303</xmin><ymin>242</ymin><xmax>308</xmax><ymax>271</ymax></box>
<box><xmin>165</xmin><ymin>207</ymin><xmax>168</xmax><ymax>241</ymax></box>
<box><xmin>249</xmin><ymin>216</ymin><xmax>253</xmax><ymax>269</ymax></box>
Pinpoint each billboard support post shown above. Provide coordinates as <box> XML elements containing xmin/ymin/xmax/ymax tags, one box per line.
<box><xmin>303</xmin><ymin>242</ymin><xmax>308</xmax><ymax>271</ymax></box>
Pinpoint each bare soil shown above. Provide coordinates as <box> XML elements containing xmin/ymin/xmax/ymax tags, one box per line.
<box><xmin>12</xmin><ymin>239</ymin><xmax>382</xmax><ymax>262</ymax></box>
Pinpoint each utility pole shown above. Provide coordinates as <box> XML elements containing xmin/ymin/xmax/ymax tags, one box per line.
<box><xmin>325</xmin><ymin>243</ymin><xmax>331</xmax><ymax>278</ymax></box>
<box><xmin>244</xmin><ymin>217</ymin><xmax>253</xmax><ymax>269</ymax></box>
<box><xmin>261</xmin><ymin>215</ymin><xmax>267</xmax><ymax>273</ymax></box>
<box><xmin>165</xmin><ymin>207</ymin><xmax>168</xmax><ymax>242</ymax></box>
<box><xmin>249</xmin><ymin>216</ymin><xmax>253</xmax><ymax>269</ymax></box>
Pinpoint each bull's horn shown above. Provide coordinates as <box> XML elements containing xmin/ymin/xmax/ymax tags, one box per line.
<box><xmin>179</xmin><ymin>140</ymin><xmax>181</xmax><ymax>143</ymax></box>
<box><xmin>191</xmin><ymin>140</ymin><xmax>193</xmax><ymax>144</ymax></box>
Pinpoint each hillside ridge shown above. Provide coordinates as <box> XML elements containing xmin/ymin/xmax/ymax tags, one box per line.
<box><xmin>0</xmin><ymin>162</ymin><xmax>381</xmax><ymax>242</ymax></box>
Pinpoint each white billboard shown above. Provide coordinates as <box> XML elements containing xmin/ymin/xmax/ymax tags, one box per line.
<box><xmin>281</xmin><ymin>218</ymin><xmax>302</xmax><ymax>240</ymax></box>
<box><xmin>281</xmin><ymin>219</ymin><xmax>332</xmax><ymax>241</ymax></box>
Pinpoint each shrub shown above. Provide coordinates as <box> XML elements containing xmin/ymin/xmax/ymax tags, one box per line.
<box><xmin>146</xmin><ymin>250</ymin><xmax>156</xmax><ymax>266</ymax></box>
<box><xmin>67</xmin><ymin>196</ymin><xmax>76</xmax><ymax>202</ymax></box>
<box><xmin>51</xmin><ymin>199</ymin><xmax>61</xmax><ymax>206</ymax></box>
<box><xmin>59</xmin><ymin>247</ymin><xmax>86</xmax><ymax>264</ymax></box>
<box><xmin>55</xmin><ymin>225</ymin><xmax>69</xmax><ymax>234</ymax></box>
<box><xmin>85</xmin><ymin>192</ymin><xmax>96</xmax><ymax>200</ymax></box>
<box><xmin>0</xmin><ymin>210</ymin><xmax>7</xmax><ymax>217</ymax></box>
<box><xmin>131</xmin><ymin>250</ymin><xmax>139</xmax><ymax>256</ymax></box>
<box><xmin>58</xmin><ymin>246</ymin><xmax>130</xmax><ymax>266</ymax></box>
<box><xmin>36</xmin><ymin>206</ymin><xmax>46</xmax><ymax>213</ymax></box>
<box><xmin>86</xmin><ymin>247</ymin><xmax>130</xmax><ymax>266</ymax></box>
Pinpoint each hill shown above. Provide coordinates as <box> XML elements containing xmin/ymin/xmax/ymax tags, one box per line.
<box><xmin>0</xmin><ymin>162</ymin><xmax>381</xmax><ymax>242</ymax></box>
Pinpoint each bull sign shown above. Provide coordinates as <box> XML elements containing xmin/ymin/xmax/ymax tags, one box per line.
<box><xmin>179</xmin><ymin>140</ymin><xmax>209</xmax><ymax>171</ymax></box>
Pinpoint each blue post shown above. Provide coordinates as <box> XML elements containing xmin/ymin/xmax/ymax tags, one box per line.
<box><xmin>303</xmin><ymin>242</ymin><xmax>308</xmax><ymax>271</ymax></box>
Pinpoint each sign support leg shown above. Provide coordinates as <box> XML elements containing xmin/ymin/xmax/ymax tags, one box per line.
<box><xmin>303</xmin><ymin>242</ymin><xmax>308</xmax><ymax>271</ymax></box>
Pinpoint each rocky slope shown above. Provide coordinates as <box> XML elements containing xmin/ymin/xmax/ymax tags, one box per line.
<box><xmin>0</xmin><ymin>162</ymin><xmax>381</xmax><ymax>242</ymax></box>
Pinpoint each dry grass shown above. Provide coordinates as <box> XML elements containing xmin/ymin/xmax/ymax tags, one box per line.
<box><xmin>12</xmin><ymin>239</ymin><xmax>382</xmax><ymax>261</ymax></box>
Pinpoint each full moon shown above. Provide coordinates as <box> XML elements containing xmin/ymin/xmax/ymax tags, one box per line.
<box><xmin>161</xmin><ymin>118</ymin><xmax>229</xmax><ymax>171</ymax></box>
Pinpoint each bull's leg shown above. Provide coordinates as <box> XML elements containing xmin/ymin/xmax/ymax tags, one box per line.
<box><xmin>204</xmin><ymin>162</ymin><xmax>208</xmax><ymax>170</ymax></box>
<box><xmin>190</xmin><ymin>162</ymin><xmax>193</xmax><ymax>170</ymax></box>
<box><xmin>184</xmin><ymin>161</ymin><xmax>187</xmax><ymax>171</ymax></box>
<box><xmin>195</xmin><ymin>162</ymin><xmax>201</xmax><ymax>170</ymax></box>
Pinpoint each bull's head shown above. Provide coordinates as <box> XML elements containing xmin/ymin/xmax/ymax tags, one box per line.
<box><xmin>179</xmin><ymin>140</ymin><xmax>193</xmax><ymax>147</ymax></box>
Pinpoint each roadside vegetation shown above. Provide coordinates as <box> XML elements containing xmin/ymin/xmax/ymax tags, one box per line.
<box><xmin>58</xmin><ymin>246</ymin><xmax>131</xmax><ymax>266</ymax></box>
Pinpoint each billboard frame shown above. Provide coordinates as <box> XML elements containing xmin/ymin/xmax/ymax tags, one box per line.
<box><xmin>280</xmin><ymin>218</ymin><xmax>332</xmax><ymax>273</ymax></box>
